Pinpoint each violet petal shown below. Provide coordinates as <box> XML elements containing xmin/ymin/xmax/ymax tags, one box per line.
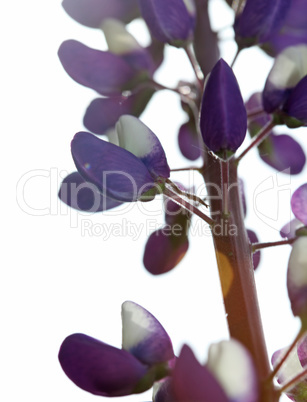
<box><xmin>171</xmin><ymin>345</ymin><xmax>229</xmax><ymax>401</ymax></box>
<box><xmin>71</xmin><ymin>132</ymin><xmax>156</xmax><ymax>202</ymax></box>
<box><xmin>62</xmin><ymin>0</ymin><xmax>139</xmax><ymax>28</ymax></box>
<box><xmin>84</xmin><ymin>88</ymin><xmax>155</xmax><ymax>135</ymax></box>
<box><xmin>234</xmin><ymin>0</ymin><xmax>291</xmax><ymax>47</ymax></box>
<box><xmin>178</xmin><ymin>121</ymin><xmax>202</xmax><ymax>161</ymax></box>
<box><xmin>200</xmin><ymin>59</ymin><xmax>247</xmax><ymax>158</ymax></box>
<box><xmin>122</xmin><ymin>301</ymin><xmax>174</xmax><ymax>365</ymax></box>
<box><xmin>283</xmin><ymin>76</ymin><xmax>307</xmax><ymax>125</ymax></box>
<box><xmin>143</xmin><ymin>228</ymin><xmax>189</xmax><ymax>275</ymax></box>
<box><xmin>58</xmin><ymin>171</ymin><xmax>123</xmax><ymax>212</ymax></box>
<box><xmin>259</xmin><ymin>134</ymin><xmax>306</xmax><ymax>175</ymax></box>
<box><xmin>58</xmin><ymin>40</ymin><xmax>137</xmax><ymax>96</ymax></box>
<box><xmin>138</xmin><ymin>0</ymin><xmax>194</xmax><ymax>46</ymax></box>
<box><xmin>280</xmin><ymin>219</ymin><xmax>304</xmax><ymax>239</ymax></box>
<box><xmin>58</xmin><ymin>333</ymin><xmax>148</xmax><ymax>396</ymax></box>
<box><xmin>291</xmin><ymin>184</ymin><xmax>307</xmax><ymax>225</ymax></box>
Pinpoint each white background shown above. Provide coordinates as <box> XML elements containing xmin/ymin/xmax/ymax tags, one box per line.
<box><xmin>2</xmin><ymin>0</ymin><xmax>306</xmax><ymax>401</ymax></box>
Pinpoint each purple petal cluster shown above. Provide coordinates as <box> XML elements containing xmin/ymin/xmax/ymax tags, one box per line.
<box><xmin>246</xmin><ymin>93</ymin><xmax>306</xmax><ymax>174</ymax></box>
<box><xmin>59</xmin><ymin>301</ymin><xmax>174</xmax><ymax>397</ymax></box>
<box><xmin>69</xmin><ymin>116</ymin><xmax>170</xmax><ymax>203</ymax></box>
<box><xmin>200</xmin><ymin>59</ymin><xmax>247</xmax><ymax>159</ymax></box>
<box><xmin>138</xmin><ymin>0</ymin><xmax>195</xmax><ymax>47</ymax></box>
<box><xmin>234</xmin><ymin>0</ymin><xmax>291</xmax><ymax>48</ymax></box>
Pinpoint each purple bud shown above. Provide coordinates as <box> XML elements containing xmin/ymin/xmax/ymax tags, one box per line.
<box><xmin>200</xmin><ymin>59</ymin><xmax>247</xmax><ymax>159</ymax></box>
<box><xmin>178</xmin><ymin>121</ymin><xmax>202</xmax><ymax>161</ymax></box>
<box><xmin>138</xmin><ymin>0</ymin><xmax>195</xmax><ymax>46</ymax></box>
<box><xmin>283</xmin><ymin>76</ymin><xmax>307</xmax><ymax>126</ymax></box>
<box><xmin>234</xmin><ymin>0</ymin><xmax>291</xmax><ymax>48</ymax></box>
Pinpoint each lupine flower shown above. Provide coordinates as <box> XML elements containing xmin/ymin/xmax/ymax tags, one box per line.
<box><xmin>291</xmin><ymin>184</ymin><xmax>307</xmax><ymax>226</ymax></box>
<box><xmin>246</xmin><ymin>93</ymin><xmax>306</xmax><ymax>174</ymax></box>
<box><xmin>234</xmin><ymin>0</ymin><xmax>291</xmax><ymax>49</ymax></box>
<box><xmin>61</xmin><ymin>0</ymin><xmax>140</xmax><ymax>28</ymax></box>
<box><xmin>262</xmin><ymin>45</ymin><xmax>307</xmax><ymax>127</ymax></box>
<box><xmin>272</xmin><ymin>335</ymin><xmax>307</xmax><ymax>401</ymax></box>
<box><xmin>59</xmin><ymin>301</ymin><xmax>174</xmax><ymax>397</ymax></box>
<box><xmin>138</xmin><ymin>0</ymin><xmax>195</xmax><ymax>47</ymax></box>
<box><xmin>58</xmin><ymin>171</ymin><xmax>123</xmax><ymax>212</ymax></box>
<box><xmin>143</xmin><ymin>185</ymin><xmax>191</xmax><ymax>275</ymax></box>
<box><xmin>200</xmin><ymin>59</ymin><xmax>247</xmax><ymax>159</ymax></box>
<box><xmin>280</xmin><ymin>219</ymin><xmax>305</xmax><ymax>239</ymax></box>
<box><xmin>71</xmin><ymin>115</ymin><xmax>170</xmax><ymax>202</ymax></box>
<box><xmin>262</xmin><ymin>0</ymin><xmax>307</xmax><ymax>56</ymax></box>
<box><xmin>155</xmin><ymin>340</ymin><xmax>258</xmax><ymax>402</ymax></box>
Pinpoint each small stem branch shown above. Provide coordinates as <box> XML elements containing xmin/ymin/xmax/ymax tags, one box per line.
<box><xmin>165</xmin><ymin>178</ymin><xmax>209</xmax><ymax>208</ymax></box>
<box><xmin>163</xmin><ymin>187</ymin><xmax>214</xmax><ymax>226</ymax></box>
<box><xmin>171</xmin><ymin>166</ymin><xmax>201</xmax><ymax>172</ymax></box>
<box><xmin>147</xmin><ymin>79</ymin><xmax>182</xmax><ymax>95</ymax></box>
<box><xmin>279</xmin><ymin>366</ymin><xmax>307</xmax><ymax>394</ymax></box>
<box><xmin>267</xmin><ymin>327</ymin><xmax>305</xmax><ymax>384</ymax></box>
<box><xmin>230</xmin><ymin>47</ymin><xmax>241</xmax><ymax>68</ymax></box>
<box><xmin>236</xmin><ymin>120</ymin><xmax>275</xmax><ymax>163</ymax></box>
<box><xmin>184</xmin><ymin>45</ymin><xmax>204</xmax><ymax>90</ymax></box>
<box><xmin>253</xmin><ymin>238</ymin><xmax>296</xmax><ymax>252</ymax></box>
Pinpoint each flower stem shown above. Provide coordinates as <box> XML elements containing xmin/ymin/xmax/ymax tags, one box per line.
<box><xmin>221</xmin><ymin>156</ymin><xmax>229</xmax><ymax>216</ymax></box>
<box><xmin>230</xmin><ymin>47</ymin><xmax>241</xmax><ymax>68</ymax></box>
<box><xmin>163</xmin><ymin>187</ymin><xmax>214</xmax><ymax>226</ymax></box>
<box><xmin>184</xmin><ymin>44</ymin><xmax>204</xmax><ymax>90</ymax></box>
<box><xmin>279</xmin><ymin>366</ymin><xmax>307</xmax><ymax>394</ymax></box>
<box><xmin>253</xmin><ymin>238</ymin><xmax>296</xmax><ymax>251</ymax></box>
<box><xmin>201</xmin><ymin>152</ymin><xmax>277</xmax><ymax>401</ymax></box>
<box><xmin>247</xmin><ymin>107</ymin><xmax>266</xmax><ymax>120</ymax></box>
<box><xmin>171</xmin><ymin>166</ymin><xmax>201</xmax><ymax>172</ymax></box>
<box><xmin>236</xmin><ymin>120</ymin><xmax>275</xmax><ymax>163</ymax></box>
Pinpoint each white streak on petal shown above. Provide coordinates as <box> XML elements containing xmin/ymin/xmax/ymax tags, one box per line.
<box><xmin>121</xmin><ymin>301</ymin><xmax>154</xmax><ymax>352</ymax></box>
<box><xmin>272</xmin><ymin>345</ymin><xmax>303</xmax><ymax>384</ymax></box>
<box><xmin>116</xmin><ymin>115</ymin><xmax>155</xmax><ymax>158</ymax></box>
<box><xmin>207</xmin><ymin>339</ymin><xmax>258</xmax><ymax>402</ymax></box>
<box><xmin>102</xmin><ymin>18</ymin><xmax>141</xmax><ymax>54</ymax></box>
<box><xmin>289</xmin><ymin>237</ymin><xmax>307</xmax><ymax>287</ymax></box>
<box><xmin>106</xmin><ymin>128</ymin><xmax>119</xmax><ymax>145</ymax></box>
<box><xmin>182</xmin><ymin>0</ymin><xmax>196</xmax><ymax>15</ymax></box>
<box><xmin>269</xmin><ymin>45</ymin><xmax>307</xmax><ymax>89</ymax></box>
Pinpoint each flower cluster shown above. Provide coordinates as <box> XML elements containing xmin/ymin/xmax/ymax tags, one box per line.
<box><xmin>57</xmin><ymin>0</ymin><xmax>307</xmax><ymax>400</ymax></box>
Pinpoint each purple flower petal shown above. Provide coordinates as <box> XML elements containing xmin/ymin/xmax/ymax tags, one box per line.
<box><xmin>262</xmin><ymin>0</ymin><xmax>307</xmax><ymax>56</ymax></box>
<box><xmin>121</xmin><ymin>301</ymin><xmax>174</xmax><ymax>365</ymax></box>
<box><xmin>247</xmin><ymin>229</ymin><xmax>261</xmax><ymax>270</ymax></box>
<box><xmin>58</xmin><ymin>333</ymin><xmax>148</xmax><ymax>396</ymax></box>
<box><xmin>234</xmin><ymin>0</ymin><xmax>291</xmax><ymax>47</ymax></box>
<box><xmin>298</xmin><ymin>336</ymin><xmax>307</xmax><ymax>368</ymax></box>
<box><xmin>200</xmin><ymin>59</ymin><xmax>247</xmax><ymax>159</ymax></box>
<box><xmin>192</xmin><ymin>0</ymin><xmax>220</xmax><ymax>77</ymax></box>
<box><xmin>207</xmin><ymin>339</ymin><xmax>259</xmax><ymax>402</ymax></box>
<box><xmin>262</xmin><ymin>45</ymin><xmax>307</xmax><ymax>113</ymax></box>
<box><xmin>280</xmin><ymin>219</ymin><xmax>304</xmax><ymax>239</ymax></box>
<box><xmin>246</xmin><ymin>92</ymin><xmax>271</xmax><ymax>136</ymax></box>
<box><xmin>171</xmin><ymin>345</ymin><xmax>229</xmax><ymax>401</ymax></box>
<box><xmin>58</xmin><ymin>40</ymin><xmax>137</xmax><ymax>96</ymax></box>
<box><xmin>138</xmin><ymin>0</ymin><xmax>194</xmax><ymax>46</ymax></box>
<box><xmin>58</xmin><ymin>171</ymin><xmax>123</xmax><ymax>212</ymax></box>
<box><xmin>62</xmin><ymin>0</ymin><xmax>139</xmax><ymax>28</ymax></box>
<box><xmin>283</xmin><ymin>76</ymin><xmax>307</xmax><ymax>126</ymax></box>
<box><xmin>291</xmin><ymin>184</ymin><xmax>307</xmax><ymax>225</ymax></box>
<box><xmin>83</xmin><ymin>88</ymin><xmax>155</xmax><ymax>135</ymax></box>
<box><xmin>71</xmin><ymin>132</ymin><xmax>157</xmax><ymax>202</ymax></box>
<box><xmin>143</xmin><ymin>228</ymin><xmax>189</xmax><ymax>275</ymax></box>
<box><xmin>259</xmin><ymin>134</ymin><xmax>306</xmax><ymax>175</ymax></box>
<box><xmin>287</xmin><ymin>237</ymin><xmax>307</xmax><ymax>320</ymax></box>
<box><xmin>178</xmin><ymin>121</ymin><xmax>202</xmax><ymax>161</ymax></box>
<box><xmin>115</xmin><ymin>115</ymin><xmax>170</xmax><ymax>178</ymax></box>
<box><xmin>153</xmin><ymin>379</ymin><xmax>175</xmax><ymax>402</ymax></box>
